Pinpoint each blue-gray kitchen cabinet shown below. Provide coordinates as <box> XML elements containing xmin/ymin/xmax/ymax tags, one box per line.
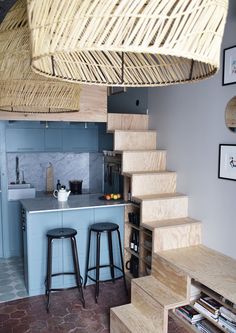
<box><xmin>7</xmin><ymin>200</ymin><xmax>22</xmax><ymax>257</ymax></box>
<box><xmin>6</xmin><ymin>129</ymin><xmax>44</xmax><ymax>152</ymax></box>
<box><xmin>0</xmin><ymin>192</ymin><xmax>3</xmax><ymax>257</ymax></box>
<box><xmin>24</xmin><ymin>206</ymin><xmax>125</xmax><ymax>296</ymax></box>
<box><xmin>44</xmin><ymin>128</ymin><xmax>63</xmax><ymax>151</ymax></box>
<box><xmin>62</xmin><ymin>128</ymin><xmax>98</xmax><ymax>152</ymax></box>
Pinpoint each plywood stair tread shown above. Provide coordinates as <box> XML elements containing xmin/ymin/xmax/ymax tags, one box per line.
<box><xmin>156</xmin><ymin>245</ymin><xmax>236</xmax><ymax>305</ymax></box>
<box><xmin>107</xmin><ymin>113</ymin><xmax>149</xmax><ymax>132</ymax></box>
<box><xmin>114</xmin><ymin>129</ymin><xmax>157</xmax><ymax>133</ymax></box>
<box><xmin>133</xmin><ymin>192</ymin><xmax>187</xmax><ymax>202</ymax></box>
<box><xmin>111</xmin><ymin>303</ymin><xmax>162</xmax><ymax>333</ymax></box>
<box><xmin>133</xmin><ymin>276</ymin><xmax>188</xmax><ymax>310</ymax></box>
<box><xmin>141</xmin><ymin>217</ymin><xmax>201</xmax><ymax>231</ymax></box>
<box><xmin>123</xmin><ymin>170</ymin><xmax>176</xmax><ymax>177</ymax></box>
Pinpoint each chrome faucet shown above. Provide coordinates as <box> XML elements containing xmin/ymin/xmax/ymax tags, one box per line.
<box><xmin>16</xmin><ymin>156</ymin><xmax>20</xmax><ymax>184</ymax></box>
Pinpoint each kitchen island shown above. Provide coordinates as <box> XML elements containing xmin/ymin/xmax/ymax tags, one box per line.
<box><xmin>21</xmin><ymin>194</ymin><xmax>128</xmax><ymax>296</ymax></box>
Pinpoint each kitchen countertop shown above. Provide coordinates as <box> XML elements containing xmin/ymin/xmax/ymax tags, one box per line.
<box><xmin>20</xmin><ymin>193</ymin><xmax>128</xmax><ymax>213</ymax></box>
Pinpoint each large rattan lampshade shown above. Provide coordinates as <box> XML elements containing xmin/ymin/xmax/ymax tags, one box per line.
<box><xmin>27</xmin><ymin>0</ymin><xmax>228</xmax><ymax>87</ymax></box>
<box><xmin>0</xmin><ymin>0</ymin><xmax>80</xmax><ymax>114</ymax></box>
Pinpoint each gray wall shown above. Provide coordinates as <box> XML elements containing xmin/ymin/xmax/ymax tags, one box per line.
<box><xmin>148</xmin><ymin>2</ymin><xmax>236</xmax><ymax>259</ymax></box>
<box><xmin>108</xmin><ymin>88</ymin><xmax>148</xmax><ymax>114</ymax></box>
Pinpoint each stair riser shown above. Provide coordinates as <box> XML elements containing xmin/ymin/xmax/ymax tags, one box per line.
<box><xmin>114</xmin><ymin>131</ymin><xmax>156</xmax><ymax>151</ymax></box>
<box><xmin>141</xmin><ymin>197</ymin><xmax>188</xmax><ymax>222</ymax></box>
<box><xmin>107</xmin><ymin>114</ymin><xmax>149</xmax><ymax>132</ymax></box>
<box><xmin>131</xmin><ymin>173</ymin><xmax>177</xmax><ymax>197</ymax></box>
<box><xmin>153</xmin><ymin>223</ymin><xmax>202</xmax><ymax>252</ymax></box>
<box><xmin>131</xmin><ymin>282</ymin><xmax>168</xmax><ymax>333</ymax></box>
<box><xmin>152</xmin><ymin>255</ymin><xmax>190</xmax><ymax>300</ymax></box>
<box><xmin>122</xmin><ymin>151</ymin><xmax>166</xmax><ymax>173</ymax></box>
<box><xmin>110</xmin><ymin>311</ymin><xmax>132</xmax><ymax>333</ymax></box>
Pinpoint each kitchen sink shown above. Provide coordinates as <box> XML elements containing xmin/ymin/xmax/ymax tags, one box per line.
<box><xmin>8</xmin><ymin>184</ymin><xmax>36</xmax><ymax>200</ymax></box>
<box><xmin>8</xmin><ymin>183</ymin><xmax>31</xmax><ymax>189</ymax></box>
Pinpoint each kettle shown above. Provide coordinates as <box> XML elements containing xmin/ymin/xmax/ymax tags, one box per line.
<box><xmin>53</xmin><ymin>187</ymin><xmax>71</xmax><ymax>202</ymax></box>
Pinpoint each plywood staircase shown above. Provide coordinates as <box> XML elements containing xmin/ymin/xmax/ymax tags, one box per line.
<box><xmin>106</xmin><ymin>113</ymin><xmax>202</xmax><ymax>333</ymax></box>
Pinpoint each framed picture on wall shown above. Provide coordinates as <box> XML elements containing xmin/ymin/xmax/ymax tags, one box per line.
<box><xmin>222</xmin><ymin>45</ymin><xmax>236</xmax><ymax>85</ymax></box>
<box><xmin>218</xmin><ymin>144</ymin><xmax>236</xmax><ymax>181</ymax></box>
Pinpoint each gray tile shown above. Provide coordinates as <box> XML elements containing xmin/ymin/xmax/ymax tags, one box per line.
<box><xmin>0</xmin><ymin>292</ymin><xmax>16</xmax><ymax>302</ymax></box>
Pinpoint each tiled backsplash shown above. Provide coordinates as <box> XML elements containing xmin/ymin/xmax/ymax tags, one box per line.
<box><xmin>7</xmin><ymin>152</ymin><xmax>103</xmax><ymax>193</ymax></box>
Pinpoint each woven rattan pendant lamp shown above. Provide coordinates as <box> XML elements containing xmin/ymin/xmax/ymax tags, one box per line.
<box><xmin>27</xmin><ymin>0</ymin><xmax>228</xmax><ymax>87</ymax></box>
<box><xmin>0</xmin><ymin>0</ymin><xmax>81</xmax><ymax>114</ymax></box>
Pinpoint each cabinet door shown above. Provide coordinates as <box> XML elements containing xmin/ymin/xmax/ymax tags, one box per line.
<box><xmin>6</xmin><ymin>129</ymin><xmax>44</xmax><ymax>152</ymax></box>
<box><xmin>62</xmin><ymin>209</ymin><xmax>94</xmax><ymax>287</ymax></box>
<box><xmin>0</xmin><ymin>193</ymin><xmax>3</xmax><ymax>257</ymax></box>
<box><xmin>26</xmin><ymin>211</ymin><xmax>63</xmax><ymax>296</ymax></box>
<box><xmin>62</xmin><ymin>128</ymin><xmax>98</xmax><ymax>152</ymax></box>
<box><xmin>44</xmin><ymin>129</ymin><xmax>62</xmax><ymax>151</ymax></box>
<box><xmin>8</xmin><ymin>201</ymin><xmax>22</xmax><ymax>257</ymax></box>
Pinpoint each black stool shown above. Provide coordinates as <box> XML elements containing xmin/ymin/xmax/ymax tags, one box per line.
<box><xmin>84</xmin><ymin>222</ymin><xmax>127</xmax><ymax>303</ymax></box>
<box><xmin>45</xmin><ymin>228</ymin><xmax>85</xmax><ymax>311</ymax></box>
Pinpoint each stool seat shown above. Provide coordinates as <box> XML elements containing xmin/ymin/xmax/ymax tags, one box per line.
<box><xmin>90</xmin><ymin>222</ymin><xmax>118</xmax><ymax>232</ymax></box>
<box><xmin>46</xmin><ymin>228</ymin><xmax>77</xmax><ymax>239</ymax></box>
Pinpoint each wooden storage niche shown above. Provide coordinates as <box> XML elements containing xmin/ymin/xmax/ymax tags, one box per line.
<box><xmin>124</xmin><ymin>204</ymin><xmax>152</xmax><ymax>281</ymax></box>
<box><xmin>173</xmin><ymin>279</ymin><xmax>236</xmax><ymax>333</ymax></box>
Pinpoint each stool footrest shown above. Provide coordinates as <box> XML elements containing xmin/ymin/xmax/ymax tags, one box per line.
<box><xmin>49</xmin><ymin>286</ymin><xmax>83</xmax><ymax>292</ymax></box>
<box><xmin>87</xmin><ymin>264</ymin><xmax>123</xmax><ymax>273</ymax></box>
<box><xmin>86</xmin><ymin>274</ymin><xmax>124</xmax><ymax>284</ymax></box>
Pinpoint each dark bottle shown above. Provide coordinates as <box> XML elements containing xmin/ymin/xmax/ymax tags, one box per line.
<box><xmin>134</xmin><ymin>231</ymin><xmax>139</xmax><ymax>254</ymax></box>
<box><xmin>130</xmin><ymin>230</ymin><xmax>135</xmax><ymax>251</ymax></box>
<box><xmin>56</xmin><ymin>179</ymin><xmax>61</xmax><ymax>190</ymax></box>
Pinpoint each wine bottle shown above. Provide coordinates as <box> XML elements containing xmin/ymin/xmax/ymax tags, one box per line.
<box><xmin>134</xmin><ymin>231</ymin><xmax>139</xmax><ymax>253</ymax></box>
<box><xmin>130</xmin><ymin>230</ymin><xmax>135</xmax><ymax>250</ymax></box>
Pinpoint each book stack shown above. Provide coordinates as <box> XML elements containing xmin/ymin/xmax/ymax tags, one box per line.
<box><xmin>193</xmin><ymin>295</ymin><xmax>221</xmax><ymax>321</ymax></box>
<box><xmin>195</xmin><ymin>319</ymin><xmax>222</xmax><ymax>333</ymax></box>
<box><xmin>218</xmin><ymin>306</ymin><xmax>236</xmax><ymax>333</ymax></box>
<box><xmin>175</xmin><ymin>305</ymin><xmax>203</xmax><ymax>324</ymax></box>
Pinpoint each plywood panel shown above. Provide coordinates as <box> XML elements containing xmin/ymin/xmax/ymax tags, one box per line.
<box><xmin>158</xmin><ymin>245</ymin><xmax>236</xmax><ymax>305</ymax></box>
<box><xmin>131</xmin><ymin>281</ymin><xmax>166</xmax><ymax>332</ymax></box>
<box><xmin>139</xmin><ymin>194</ymin><xmax>188</xmax><ymax>223</ymax></box>
<box><xmin>133</xmin><ymin>276</ymin><xmax>188</xmax><ymax>311</ymax></box>
<box><xmin>152</xmin><ymin>254</ymin><xmax>190</xmax><ymax>300</ymax></box>
<box><xmin>122</xmin><ymin>150</ymin><xmax>166</xmax><ymax>173</ymax></box>
<box><xmin>0</xmin><ymin>86</ymin><xmax>107</xmax><ymax>122</ymax></box>
<box><xmin>153</xmin><ymin>221</ymin><xmax>202</xmax><ymax>252</ymax></box>
<box><xmin>107</xmin><ymin>113</ymin><xmax>149</xmax><ymax>132</ymax></box>
<box><xmin>110</xmin><ymin>303</ymin><xmax>160</xmax><ymax>333</ymax></box>
<box><xmin>129</xmin><ymin>171</ymin><xmax>176</xmax><ymax>197</ymax></box>
<box><xmin>114</xmin><ymin>130</ymin><xmax>156</xmax><ymax>151</ymax></box>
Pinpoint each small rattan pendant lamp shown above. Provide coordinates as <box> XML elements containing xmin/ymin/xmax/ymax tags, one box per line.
<box><xmin>27</xmin><ymin>0</ymin><xmax>228</xmax><ymax>87</ymax></box>
<box><xmin>0</xmin><ymin>0</ymin><xmax>81</xmax><ymax>114</ymax></box>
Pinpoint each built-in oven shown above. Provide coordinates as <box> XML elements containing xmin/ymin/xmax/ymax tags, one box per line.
<box><xmin>103</xmin><ymin>152</ymin><xmax>123</xmax><ymax>195</ymax></box>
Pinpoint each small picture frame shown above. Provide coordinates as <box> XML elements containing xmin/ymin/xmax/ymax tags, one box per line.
<box><xmin>108</xmin><ymin>87</ymin><xmax>127</xmax><ymax>96</ymax></box>
<box><xmin>218</xmin><ymin>144</ymin><xmax>236</xmax><ymax>181</ymax></box>
<box><xmin>222</xmin><ymin>45</ymin><xmax>236</xmax><ymax>86</ymax></box>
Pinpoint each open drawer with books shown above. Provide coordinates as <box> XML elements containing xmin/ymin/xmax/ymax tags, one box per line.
<box><xmin>173</xmin><ymin>279</ymin><xmax>236</xmax><ymax>333</ymax></box>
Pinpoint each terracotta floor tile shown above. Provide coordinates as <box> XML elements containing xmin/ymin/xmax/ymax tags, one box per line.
<box><xmin>0</xmin><ymin>280</ymin><xmax>190</xmax><ymax>332</ymax></box>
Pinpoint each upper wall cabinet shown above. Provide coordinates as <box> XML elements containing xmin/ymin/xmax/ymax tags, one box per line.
<box><xmin>0</xmin><ymin>86</ymin><xmax>107</xmax><ymax>122</ymax></box>
<box><xmin>6</xmin><ymin>129</ymin><xmax>44</xmax><ymax>152</ymax></box>
<box><xmin>62</xmin><ymin>128</ymin><xmax>98</xmax><ymax>152</ymax></box>
<box><xmin>5</xmin><ymin>122</ymin><xmax>99</xmax><ymax>153</ymax></box>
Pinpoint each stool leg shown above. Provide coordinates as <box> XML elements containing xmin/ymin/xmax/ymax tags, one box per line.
<box><xmin>95</xmin><ymin>232</ymin><xmax>101</xmax><ymax>303</ymax></box>
<box><xmin>84</xmin><ymin>229</ymin><xmax>92</xmax><ymax>288</ymax></box>
<box><xmin>117</xmin><ymin>229</ymin><xmax>128</xmax><ymax>295</ymax></box>
<box><xmin>108</xmin><ymin>231</ymin><xmax>115</xmax><ymax>283</ymax></box>
<box><xmin>46</xmin><ymin>237</ymin><xmax>53</xmax><ymax>312</ymax></box>
<box><xmin>71</xmin><ymin>236</ymin><xmax>85</xmax><ymax>308</ymax></box>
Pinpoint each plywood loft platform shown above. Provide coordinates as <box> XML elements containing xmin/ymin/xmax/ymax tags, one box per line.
<box><xmin>107</xmin><ymin>113</ymin><xmax>234</xmax><ymax>333</ymax></box>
